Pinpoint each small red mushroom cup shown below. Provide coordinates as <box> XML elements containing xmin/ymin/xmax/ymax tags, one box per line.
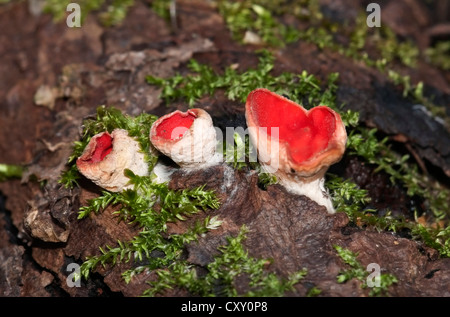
<box><xmin>76</xmin><ymin>129</ymin><xmax>148</xmax><ymax>192</ymax></box>
<box><xmin>245</xmin><ymin>88</ymin><xmax>347</xmax><ymax>213</ymax></box>
<box><xmin>149</xmin><ymin>108</ymin><xmax>219</xmax><ymax>170</ymax></box>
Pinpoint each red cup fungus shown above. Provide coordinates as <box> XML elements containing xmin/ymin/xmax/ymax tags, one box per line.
<box><xmin>150</xmin><ymin>108</ymin><xmax>218</xmax><ymax>170</ymax></box>
<box><xmin>76</xmin><ymin>129</ymin><xmax>148</xmax><ymax>192</ymax></box>
<box><xmin>245</xmin><ymin>88</ymin><xmax>347</xmax><ymax>213</ymax></box>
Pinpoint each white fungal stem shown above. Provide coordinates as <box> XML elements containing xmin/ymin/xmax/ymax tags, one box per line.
<box><xmin>279</xmin><ymin>176</ymin><xmax>335</xmax><ymax>214</ymax></box>
<box><xmin>151</xmin><ymin>160</ymin><xmax>175</xmax><ymax>184</ymax></box>
<box><xmin>269</xmin><ymin>167</ymin><xmax>335</xmax><ymax>214</ymax></box>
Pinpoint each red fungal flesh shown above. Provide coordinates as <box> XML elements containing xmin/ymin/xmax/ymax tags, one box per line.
<box><xmin>89</xmin><ymin>133</ymin><xmax>113</xmax><ymax>163</ymax></box>
<box><xmin>249</xmin><ymin>89</ymin><xmax>336</xmax><ymax>164</ymax></box>
<box><xmin>155</xmin><ymin>112</ymin><xmax>196</xmax><ymax>140</ymax></box>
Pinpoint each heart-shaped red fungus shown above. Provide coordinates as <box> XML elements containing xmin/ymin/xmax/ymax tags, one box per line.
<box><xmin>88</xmin><ymin>132</ymin><xmax>113</xmax><ymax>163</ymax></box>
<box><xmin>246</xmin><ymin>88</ymin><xmax>339</xmax><ymax>164</ymax></box>
<box><xmin>154</xmin><ymin>111</ymin><xmax>196</xmax><ymax>140</ymax></box>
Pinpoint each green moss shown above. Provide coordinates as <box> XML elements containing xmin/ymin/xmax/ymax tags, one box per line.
<box><xmin>100</xmin><ymin>0</ymin><xmax>135</xmax><ymax>27</ymax></box>
<box><xmin>215</xmin><ymin>0</ymin><xmax>300</xmax><ymax>47</ymax></box>
<box><xmin>388</xmin><ymin>70</ymin><xmax>450</xmax><ymax>131</ymax></box>
<box><xmin>306</xmin><ymin>286</ymin><xmax>322</xmax><ymax>297</ymax></box>
<box><xmin>79</xmin><ymin>174</ymin><xmax>222</xmax><ymax>280</ymax></box>
<box><xmin>43</xmin><ymin>0</ymin><xmax>76</xmax><ymax>21</ymax></box>
<box><xmin>147</xmin><ymin>49</ymin><xmax>340</xmax><ymax>109</ymax></box>
<box><xmin>0</xmin><ymin>164</ymin><xmax>23</xmax><ymax>182</ymax></box>
<box><xmin>286</xmin><ymin>7</ymin><xmax>420</xmax><ymax>71</ymax></box>
<box><xmin>426</xmin><ymin>41</ymin><xmax>450</xmax><ymax>71</ymax></box>
<box><xmin>213</xmin><ymin>0</ymin><xmax>419</xmax><ymax>69</ymax></box>
<box><xmin>326</xmin><ymin>174</ymin><xmax>372</xmax><ymax>217</ymax></box>
<box><xmin>151</xmin><ymin>0</ymin><xmax>172</xmax><ymax>20</ymax></box>
<box><xmin>346</xmin><ymin>123</ymin><xmax>450</xmax><ymax>220</ymax></box>
<box><xmin>222</xmin><ymin>131</ymin><xmax>277</xmax><ymax>188</ymax></box>
<box><xmin>76</xmin><ymin>168</ymin><xmax>307</xmax><ymax>296</ymax></box>
<box><xmin>328</xmin><ymin>175</ymin><xmax>450</xmax><ymax>258</ymax></box>
<box><xmin>334</xmin><ymin>245</ymin><xmax>398</xmax><ymax>297</ymax></box>
<box><xmin>410</xmin><ymin>224</ymin><xmax>450</xmax><ymax>258</ymax></box>
<box><xmin>372</xmin><ymin>26</ymin><xmax>419</xmax><ymax>69</ymax></box>
<box><xmin>328</xmin><ymin>113</ymin><xmax>450</xmax><ymax>256</ymax></box>
<box><xmin>212</xmin><ymin>0</ymin><xmax>450</xmax><ymax>130</ymax></box>
<box><xmin>144</xmin><ymin>225</ymin><xmax>308</xmax><ymax>297</ymax></box>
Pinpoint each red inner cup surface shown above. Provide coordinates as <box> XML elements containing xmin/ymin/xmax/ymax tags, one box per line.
<box><xmin>89</xmin><ymin>133</ymin><xmax>113</xmax><ymax>163</ymax></box>
<box><xmin>155</xmin><ymin>112</ymin><xmax>196</xmax><ymax>140</ymax></box>
<box><xmin>249</xmin><ymin>90</ymin><xmax>336</xmax><ymax>164</ymax></box>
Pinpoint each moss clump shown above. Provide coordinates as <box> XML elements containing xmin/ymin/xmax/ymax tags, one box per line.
<box><xmin>426</xmin><ymin>41</ymin><xmax>450</xmax><ymax>71</ymax></box>
<box><xmin>334</xmin><ymin>245</ymin><xmax>398</xmax><ymax>297</ymax></box>
<box><xmin>147</xmin><ymin>49</ymin><xmax>340</xmax><ymax>109</ymax></box>
<box><xmin>79</xmin><ymin>171</ymin><xmax>222</xmax><ymax>282</ymax></box>
<box><xmin>144</xmin><ymin>225</ymin><xmax>308</xmax><ymax>297</ymax></box>
<box><xmin>215</xmin><ymin>0</ymin><xmax>300</xmax><ymax>47</ymax></box>
<box><xmin>328</xmin><ymin>175</ymin><xmax>450</xmax><ymax>258</ymax></box>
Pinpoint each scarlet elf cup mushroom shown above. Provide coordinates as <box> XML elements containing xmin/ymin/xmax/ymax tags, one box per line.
<box><xmin>245</xmin><ymin>88</ymin><xmax>347</xmax><ymax>213</ymax></box>
<box><xmin>76</xmin><ymin>129</ymin><xmax>148</xmax><ymax>192</ymax></box>
<box><xmin>149</xmin><ymin>108</ymin><xmax>219</xmax><ymax>169</ymax></box>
